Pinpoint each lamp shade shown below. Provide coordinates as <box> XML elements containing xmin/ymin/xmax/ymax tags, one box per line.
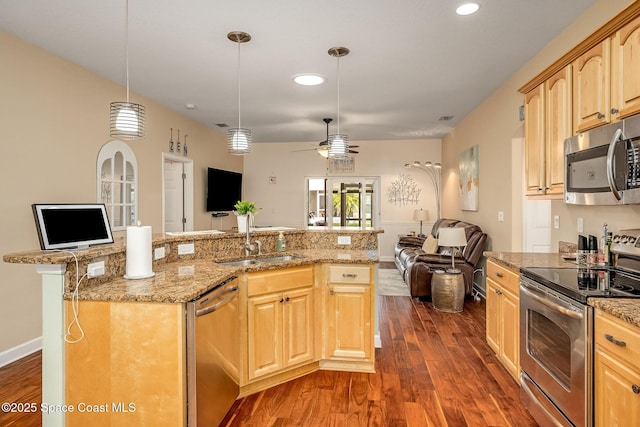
<box><xmin>413</xmin><ymin>209</ymin><xmax>429</xmax><ymax>222</ymax></box>
<box><xmin>438</xmin><ymin>227</ymin><xmax>467</xmax><ymax>247</ymax></box>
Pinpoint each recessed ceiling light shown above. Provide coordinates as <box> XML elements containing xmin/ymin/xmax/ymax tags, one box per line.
<box><xmin>456</xmin><ymin>2</ymin><xmax>480</xmax><ymax>16</ymax></box>
<box><xmin>185</xmin><ymin>103</ymin><xmax>197</xmax><ymax>110</ymax></box>
<box><xmin>293</xmin><ymin>74</ymin><xmax>326</xmax><ymax>86</ymax></box>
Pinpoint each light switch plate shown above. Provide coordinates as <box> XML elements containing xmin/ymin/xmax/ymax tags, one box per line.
<box><xmin>554</xmin><ymin>215</ymin><xmax>560</xmax><ymax>229</ymax></box>
<box><xmin>337</xmin><ymin>236</ymin><xmax>352</xmax><ymax>245</ymax></box>
<box><xmin>577</xmin><ymin>218</ymin><xmax>584</xmax><ymax>233</ymax></box>
<box><xmin>154</xmin><ymin>247</ymin><xmax>166</xmax><ymax>260</ymax></box>
<box><xmin>178</xmin><ymin>243</ymin><xmax>195</xmax><ymax>255</ymax></box>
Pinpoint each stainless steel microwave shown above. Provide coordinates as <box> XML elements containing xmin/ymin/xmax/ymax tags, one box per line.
<box><xmin>565</xmin><ymin>114</ymin><xmax>640</xmax><ymax>205</ymax></box>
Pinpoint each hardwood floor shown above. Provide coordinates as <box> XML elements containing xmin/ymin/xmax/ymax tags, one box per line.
<box><xmin>0</xmin><ymin>287</ymin><xmax>538</xmax><ymax>426</ymax></box>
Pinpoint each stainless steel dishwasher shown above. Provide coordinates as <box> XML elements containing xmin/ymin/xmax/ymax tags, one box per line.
<box><xmin>186</xmin><ymin>276</ymin><xmax>240</xmax><ymax>426</ymax></box>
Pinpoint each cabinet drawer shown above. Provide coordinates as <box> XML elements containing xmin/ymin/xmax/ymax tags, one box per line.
<box><xmin>595</xmin><ymin>310</ymin><xmax>640</xmax><ymax>368</ymax></box>
<box><xmin>328</xmin><ymin>265</ymin><xmax>371</xmax><ymax>284</ymax></box>
<box><xmin>486</xmin><ymin>260</ymin><xmax>519</xmax><ymax>295</ymax></box>
<box><xmin>248</xmin><ymin>266</ymin><xmax>313</xmax><ymax>297</ymax></box>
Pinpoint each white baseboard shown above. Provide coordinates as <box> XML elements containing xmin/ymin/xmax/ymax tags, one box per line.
<box><xmin>0</xmin><ymin>337</ymin><xmax>42</xmax><ymax>368</ymax></box>
<box><xmin>374</xmin><ymin>334</ymin><xmax>382</xmax><ymax>348</ymax></box>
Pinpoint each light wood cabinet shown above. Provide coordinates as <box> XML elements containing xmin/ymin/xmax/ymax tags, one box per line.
<box><xmin>524</xmin><ymin>65</ymin><xmax>571</xmax><ymax>197</ymax></box>
<box><xmin>611</xmin><ymin>15</ymin><xmax>640</xmax><ymax>120</ymax></box>
<box><xmin>246</xmin><ymin>266</ymin><xmax>314</xmax><ymax>381</ymax></box>
<box><xmin>573</xmin><ymin>40</ymin><xmax>611</xmax><ymax>133</ymax></box>
<box><xmin>594</xmin><ymin>309</ymin><xmax>640</xmax><ymax>426</ymax></box>
<box><xmin>322</xmin><ymin>264</ymin><xmax>374</xmax><ymax>372</ymax></box>
<box><xmin>485</xmin><ymin>260</ymin><xmax>520</xmax><ymax>381</ymax></box>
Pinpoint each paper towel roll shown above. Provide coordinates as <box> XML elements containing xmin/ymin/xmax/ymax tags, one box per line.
<box><xmin>125</xmin><ymin>225</ymin><xmax>155</xmax><ymax>279</ymax></box>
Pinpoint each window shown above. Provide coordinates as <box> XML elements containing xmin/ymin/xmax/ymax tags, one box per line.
<box><xmin>306</xmin><ymin>177</ymin><xmax>379</xmax><ymax>228</ymax></box>
<box><xmin>97</xmin><ymin>141</ymin><xmax>138</xmax><ymax>230</ymax></box>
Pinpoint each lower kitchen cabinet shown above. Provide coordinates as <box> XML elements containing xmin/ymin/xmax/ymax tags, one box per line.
<box><xmin>246</xmin><ymin>266</ymin><xmax>314</xmax><ymax>380</ymax></box>
<box><xmin>485</xmin><ymin>260</ymin><xmax>520</xmax><ymax>381</ymax></box>
<box><xmin>64</xmin><ymin>300</ymin><xmax>186</xmax><ymax>427</ymax></box>
<box><xmin>594</xmin><ymin>309</ymin><xmax>640</xmax><ymax>426</ymax></box>
<box><xmin>322</xmin><ymin>264</ymin><xmax>374</xmax><ymax>372</ymax></box>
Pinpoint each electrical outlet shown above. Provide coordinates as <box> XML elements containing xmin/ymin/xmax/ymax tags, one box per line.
<box><xmin>154</xmin><ymin>247</ymin><xmax>166</xmax><ymax>260</ymax></box>
<box><xmin>554</xmin><ymin>215</ymin><xmax>560</xmax><ymax>229</ymax></box>
<box><xmin>337</xmin><ymin>236</ymin><xmax>352</xmax><ymax>245</ymax></box>
<box><xmin>178</xmin><ymin>243</ymin><xmax>195</xmax><ymax>255</ymax></box>
<box><xmin>87</xmin><ymin>261</ymin><xmax>105</xmax><ymax>278</ymax></box>
<box><xmin>497</xmin><ymin>211</ymin><xmax>505</xmax><ymax>222</ymax></box>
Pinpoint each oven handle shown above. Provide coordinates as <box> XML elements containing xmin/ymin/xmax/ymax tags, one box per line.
<box><xmin>606</xmin><ymin>128</ymin><xmax>624</xmax><ymax>201</ymax></box>
<box><xmin>520</xmin><ymin>284</ymin><xmax>583</xmax><ymax>320</ymax></box>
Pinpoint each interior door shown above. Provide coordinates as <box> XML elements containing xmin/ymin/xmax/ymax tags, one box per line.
<box><xmin>163</xmin><ymin>160</ymin><xmax>184</xmax><ymax>232</ymax></box>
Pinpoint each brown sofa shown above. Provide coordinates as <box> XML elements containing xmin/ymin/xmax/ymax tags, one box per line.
<box><xmin>394</xmin><ymin>218</ymin><xmax>487</xmax><ymax>298</ymax></box>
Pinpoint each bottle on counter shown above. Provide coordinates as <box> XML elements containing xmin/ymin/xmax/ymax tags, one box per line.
<box><xmin>588</xmin><ymin>235</ymin><xmax>598</xmax><ymax>267</ymax></box>
<box><xmin>276</xmin><ymin>232</ymin><xmax>286</xmax><ymax>252</ymax></box>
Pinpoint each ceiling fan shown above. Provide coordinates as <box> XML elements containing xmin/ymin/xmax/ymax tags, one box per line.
<box><xmin>294</xmin><ymin>118</ymin><xmax>359</xmax><ymax>157</ymax></box>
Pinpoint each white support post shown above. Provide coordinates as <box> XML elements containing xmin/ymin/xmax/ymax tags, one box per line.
<box><xmin>36</xmin><ymin>264</ymin><xmax>66</xmax><ymax>427</ymax></box>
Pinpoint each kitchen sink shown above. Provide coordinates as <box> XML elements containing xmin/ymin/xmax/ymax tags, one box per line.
<box><xmin>220</xmin><ymin>255</ymin><xmax>302</xmax><ymax>267</ymax></box>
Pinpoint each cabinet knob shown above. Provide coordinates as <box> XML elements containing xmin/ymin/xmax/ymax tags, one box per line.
<box><xmin>495</xmin><ymin>289</ymin><xmax>502</xmax><ymax>295</ymax></box>
<box><xmin>279</xmin><ymin>297</ymin><xmax>285</xmax><ymax>303</ymax></box>
<box><xmin>329</xmin><ymin>290</ymin><xmax>335</xmax><ymax>296</ymax></box>
<box><xmin>604</xmin><ymin>333</ymin><xmax>626</xmax><ymax>347</ymax></box>
<box><xmin>597</xmin><ymin>112</ymin><xmax>605</xmax><ymax>120</ymax></box>
<box><xmin>632</xmin><ymin>384</ymin><xmax>640</xmax><ymax>394</ymax></box>
<box><xmin>285</xmin><ymin>296</ymin><xmax>290</xmax><ymax>302</ymax></box>
<box><xmin>611</xmin><ymin>108</ymin><xmax>619</xmax><ymax>115</ymax></box>
<box><xmin>495</xmin><ymin>272</ymin><xmax>504</xmax><ymax>278</ymax></box>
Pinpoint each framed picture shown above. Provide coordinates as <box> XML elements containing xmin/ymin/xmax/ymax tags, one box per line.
<box><xmin>459</xmin><ymin>145</ymin><xmax>479</xmax><ymax>211</ymax></box>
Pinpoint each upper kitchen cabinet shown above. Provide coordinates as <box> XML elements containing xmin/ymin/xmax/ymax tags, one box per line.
<box><xmin>524</xmin><ymin>65</ymin><xmax>571</xmax><ymax>197</ymax></box>
<box><xmin>573</xmin><ymin>40</ymin><xmax>611</xmax><ymax>133</ymax></box>
<box><xmin>611</xmin><ymin>15</ymin><xmax>640</xmax><ymax>120</ymax></box>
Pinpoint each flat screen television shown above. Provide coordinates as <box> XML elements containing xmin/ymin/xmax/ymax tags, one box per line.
<box><xmin>32</xmin><ymin>203</ymin><xmax>114</xmax><ymax>250</ymax></box>
<box><xmin>206</xmin><ymin>168</ymin><xmax>242</xmax><ymax>212</ymax></box>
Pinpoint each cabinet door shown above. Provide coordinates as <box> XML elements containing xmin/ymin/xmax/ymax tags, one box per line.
<box><xmin>611</xmin><ymin>15</ymin><xmax>640</xmax><ymax>120</ymax></box>
<box><xmin>595</xmin><ymin>348</ymin><xmax>640</xmax><ymax>427</ymax></box>
<box><xmin>573</xmin><ymin>40</ymin><xmax>611</xmax><ymax>133</ymax></box>
<box><xmin>524</xmin><ymin>84</ymin><xmax>545</xmax><ymax>196</ymax></box>
<box><xmin>545</xmin><ymin>65</ymin><xmax>572</xmax><ymax>196</ymax></box>
<box><xmin>247</xmin><ymin>293</ymin><xmax>283</xmax><ymax>380</ymax></box>
<box><xmin>283</xmin><ymin>287</ymin><xmax>314</xmax><ymax>367</ymax></box>
<box><xmin>499</xmin><ymin>287</ymin><xmax>520</xmax><ymax>381</ymax></box>
<box><xmin>485</xmin><ymin>278</ymin><xmax>501</xmax><ymax>354</ymax></box>
<box><xmin>325</xmin><ymin>284</ymin><xmax>372</xmax><ymax>360</ymax></box>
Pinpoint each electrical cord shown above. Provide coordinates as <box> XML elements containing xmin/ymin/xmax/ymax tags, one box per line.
<box><xmin>48</xmin><ymin>250</ymin><xmax>86</xmax><ymax>343</ymax></box>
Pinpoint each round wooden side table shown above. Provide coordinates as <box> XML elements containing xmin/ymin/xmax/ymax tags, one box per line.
<box><xmin>431</xmin><ymin>270</ymin><xmax>465</xmax><ymax>313</ymax></box>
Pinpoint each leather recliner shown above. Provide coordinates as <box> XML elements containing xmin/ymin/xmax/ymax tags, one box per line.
<box><xmin>394</xmin><ymin>218</ymin><xmax>488</xmax><ymax>298</ymax></box>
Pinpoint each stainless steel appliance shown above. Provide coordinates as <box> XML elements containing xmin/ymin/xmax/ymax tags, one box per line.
<box><xmin>565</xmin><ymin>114</ymin><xmax>640</xmax><ymax>205</ymax></box>
<box><xmin>186</xmin><ymin>276</ymin><xmax>239</xmax><ymax>426</ymax></box>
<box><xmin>519</xmin><ymin>231</ymin><xmax>640</xmax><ymax>427</ymax></box>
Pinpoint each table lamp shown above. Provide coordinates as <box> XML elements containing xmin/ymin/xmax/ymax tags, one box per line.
<box><xmin>413</xmin><ymin>209</ymin><xmax>429</xmax><ymax>237</ymax></box>
<box><xmin>438</xmin><ymin>227</ymin><xmax>467</xmax><ymax>273</ymax></box>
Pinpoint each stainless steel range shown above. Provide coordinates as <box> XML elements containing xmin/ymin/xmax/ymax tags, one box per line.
<box><xmin>519</xmin><ymin>229</ymin><xmax>640</xmax><ymax>427</ymax></box>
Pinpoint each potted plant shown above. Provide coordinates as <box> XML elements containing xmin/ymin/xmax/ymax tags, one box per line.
<box><xmin>234</xmin><ymin>200</ymin><xmax>257</xmax><ymax>232</ymax></box>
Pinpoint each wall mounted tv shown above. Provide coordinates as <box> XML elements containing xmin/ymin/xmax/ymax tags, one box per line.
<box><xmin>206</xmin><ymin>167</ymin><xmax>242</xmax><ymax>212</ymax></box>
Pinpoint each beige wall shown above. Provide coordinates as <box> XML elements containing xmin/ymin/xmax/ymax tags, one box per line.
<box><xmin>0</xmin><ymin>30</ymin><xmax>241</xmax><ymax>354</ymax></box>
<box><xmin>442</xmin><ymin>0</ymin><xmax>640</xmax><ymax>254</ymax></box>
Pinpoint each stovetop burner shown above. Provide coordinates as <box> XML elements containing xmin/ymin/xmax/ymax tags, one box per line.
<box><xmin>520</xmin><ymin>267</ymin><xmax>640</xmax><ymax>303</ymax></box>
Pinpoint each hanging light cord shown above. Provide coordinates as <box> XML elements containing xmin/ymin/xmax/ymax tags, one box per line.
<box><xmin>336</xmin><ymin>55</ymin><xmax>340</xmax><ymax>135</ymax></box>
<box><xmin>237</xmin><ymin>39</ymin><xmax>242</xmax><ymax>130</ymax></box>
<box><xmin>125</xmin><ymin>0</ymin><xmax>130</xmax><ymax>104</ymax></box>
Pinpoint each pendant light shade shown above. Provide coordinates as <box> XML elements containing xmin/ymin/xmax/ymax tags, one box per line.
<box><xmin>328</xmin><ymin>46</ymin><xmax>350</xmax><ymax>157</ymax></box>
<box><xmin>109</xmin><ymin>0</ymin><xmax>145</xmax><ymax>140</ymax></box>
<box><xmin>227</xmin><ymin>31</ymin><xmax>252</xmax><ymax>155</ymax></box>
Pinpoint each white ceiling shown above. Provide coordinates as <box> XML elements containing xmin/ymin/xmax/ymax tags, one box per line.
<box><xmin>1</xmin><ymin>0</ymin><xmax>596</xmax><ymax>144</ymax></box>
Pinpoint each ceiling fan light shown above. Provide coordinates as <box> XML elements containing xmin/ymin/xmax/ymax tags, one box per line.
<box><xmin>227</xmin><ymin>128</ymin><xmax>251</xmax><ymax>155</ymax></box>
<box><xmin>293</xmin><ymin>74</ymin><xmax>326</xmax><ymax>86</ymax></box>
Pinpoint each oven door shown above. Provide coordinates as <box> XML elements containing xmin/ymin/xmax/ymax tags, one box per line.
<box><xmin>519</xmin><ymin>277</ymin><xmax>593</xmax><ymax>427</ymax></box>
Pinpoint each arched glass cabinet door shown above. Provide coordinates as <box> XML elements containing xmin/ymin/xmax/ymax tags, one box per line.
<box><xmin>97</xmin><ymin>141</ymin><xmax>138</xmax><ymax>230</ymax></box>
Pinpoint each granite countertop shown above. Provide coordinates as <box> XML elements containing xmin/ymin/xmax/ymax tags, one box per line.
<box><xmin>67</xmin><ymin>249</ymin><xmax>378</xmax><ymax>303</ymax></box>
<box><xmin>484</xmin><ymin>251</ymin><xmax>640</xmax><ymax>331</ymax></box>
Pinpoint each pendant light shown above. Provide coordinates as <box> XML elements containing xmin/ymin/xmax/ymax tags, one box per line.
<box><xmin>328</xmin><ymin>47</ymin><xmax>350</xmax><ymax>157</ymax></box>
<box><xmin>110</xmin><ymin>0</ymin><xmax>145</xmax><ymax>140</ymax></box>
<box><xmin>227</xmin><ymin>31</ymin><xmax>252</xmax><ymax>155</ymax></box>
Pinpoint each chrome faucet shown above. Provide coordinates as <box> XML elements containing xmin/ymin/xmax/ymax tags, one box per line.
<box><xmin>244</xmin><ymin>213</ymin><xmax>262</xmax><ymax>256</ymax></box>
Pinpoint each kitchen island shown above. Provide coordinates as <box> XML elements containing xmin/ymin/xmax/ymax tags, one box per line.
<box><xmin>4</xmin><ymin>227</ymin><xmax>383</xmax><ymax>427</ymax></box>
